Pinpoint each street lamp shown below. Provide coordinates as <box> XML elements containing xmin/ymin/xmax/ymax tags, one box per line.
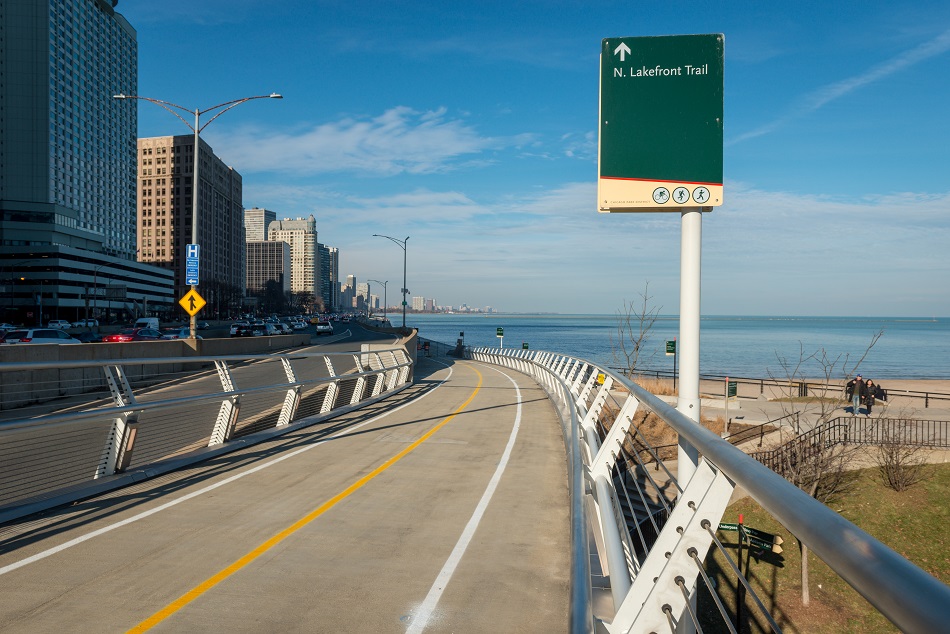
<box><xmin>113</xmin><ymin>92</ymin><xmax>282</xmax><ymax>338</ymax></box>
<box><xmin>368</xmin><ymin>279</ymin><xmax>388</xmax><ymax>321</ymax></box>
<box><xmin>89</xmin><ymin>262</ymin><xmax>108</xmax><ymax>332</ymax></box>
<box><xmin>373</xmin><ymin>235</ymin><xmax>409</xmax><ymax>332</ymax></box>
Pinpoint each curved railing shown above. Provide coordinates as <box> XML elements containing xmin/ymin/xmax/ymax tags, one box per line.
<box><xmin>470</xmin><ymin>346</ymin><xmax>950</xmax><ymax>634</ymax></box>
<box><xmin>0</xmin><ymin>347</ymin><xmax>412</xmax><ymax>524</ymax></box>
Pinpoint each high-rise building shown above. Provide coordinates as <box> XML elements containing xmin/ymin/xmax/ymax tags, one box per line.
<box><xmin>246</xmin><ymin>241</ymin><xmax>290</xmax><ymax>294</ymax></box>
<box><xmin>267</xmin><ymin>215</ymin><xmax>319</xmax><ymax>303</ymax></box>
<box><xmin>244</xmin><ymin>207</ymin><xmax>276</xmax><ymax>242</ymax></box>
<box><xmin>317</xmin><ymin>243</ymin><xmax>339</xmax><ymax>312</ymax></box>
<box><xmin>0</xmin><ymin>0</ymin><xmax>175</xmax><ymax>324</ymax></box>
<box><xmin>137</xmin><ymin>135</ymin><xmax>245</xmax><ymax>298</ymax></box>
<box><xmin>412</xmin><ymin>296</ymin><xmax>425</xmax><ymax>311</ymax></box>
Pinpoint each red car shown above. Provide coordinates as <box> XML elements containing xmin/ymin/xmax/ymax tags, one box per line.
<box><xmin>102</xmin><ymin>327</ymin><xmax>164</xmax><ymax>342</ymax></box>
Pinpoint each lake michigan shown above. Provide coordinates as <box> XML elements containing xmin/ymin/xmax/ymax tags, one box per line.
<box><xmin>406</xmin><ymin>314</ymin><xmax>950</xmax><ymax>380</ymax></box>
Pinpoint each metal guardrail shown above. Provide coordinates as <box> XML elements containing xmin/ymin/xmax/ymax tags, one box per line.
<box><xmin>624</xmin><ymin>366</ymin><xmax>950</xmax><ymax>409</ymax></box>
<box><xmin>471</xmin><ymin>346</ymin><xmax>950</xmax><ymax>634</ymax></box>
<box><xmin>751</xmin><ymin>415</ymin><xmax>950</xmax><ymax>472</ymax></box>
<box><xmin>0</xmin><ymin>347</ymin><xmax>412</xmax><ymax>524</ymax></box>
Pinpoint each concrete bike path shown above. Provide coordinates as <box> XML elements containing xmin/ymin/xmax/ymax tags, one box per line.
<box><xmin>0</xmin><ymin>357</ymin><xmax>570</xmax><ymax>633</ymax></box>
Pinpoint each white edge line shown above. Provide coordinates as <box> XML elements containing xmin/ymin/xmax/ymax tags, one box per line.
<box><xmin>406</xmin><ymin>365</ymin><xmax>522</xmax><ymax>634</ymax></box>
<box><xmin>0</xmin><ymin>365</ymin><xmax>453</xmax><ymax>577</ymax></box>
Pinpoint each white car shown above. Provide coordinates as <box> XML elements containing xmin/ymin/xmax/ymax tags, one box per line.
<box><xmin>1</xmin><ymin>328</ymin><xmax>81</xmax><ymax>344</ymax></box>
<box><xmin>315</xmin><ymin>321</ymin><xmax>333</xmax><ymax>335</ymax></box>
<box><xmin>47</xmin><ymin>319</ymin><xmax>72</xmax><ymax>329</ymax></box>
<box><xmin>71</xmin><ymin>319</ymin><xmax>99</xmax><ymax>328</ymax></box>
<box><xmin>229</xmin><ymin>321</ymin><xmax>249</xmax><ymax>336</ymax></box>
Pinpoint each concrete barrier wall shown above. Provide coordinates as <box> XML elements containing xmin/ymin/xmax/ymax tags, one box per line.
<box><xmin>0</xmin><ymin>335</ymin><xmax>310</xmax><ymax>411</ymax></box>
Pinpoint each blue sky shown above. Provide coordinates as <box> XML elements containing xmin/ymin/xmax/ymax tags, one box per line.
<box><xmin>118</xmin><ymin>1</ymin><xmax>950</xmax><ymax>316</ymax></box>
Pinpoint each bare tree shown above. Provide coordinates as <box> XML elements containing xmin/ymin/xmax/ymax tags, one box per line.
<box><xmin>613</xmin><ymin>282</ymin><xmax>662</xmax><ymax>378</ymax></box>
<box><xmin>876</xmin><ymin>414</ymin><xmax>930</xmax><ymax>492</ymax></box>
<box><xmin>767</xmin><ymin>329</ymin><xmax>884</xmax><ymax>428</ymax></box>
<box><xmin>763</xmin><ymin>329</ymin><xmax>883</xmax><ymax>605</ymax></box>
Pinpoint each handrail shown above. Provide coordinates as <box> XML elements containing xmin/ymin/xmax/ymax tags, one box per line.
<box><xmin>472</xmin><ymin>346</ymin><xmax>950</xmax><ymax>634</ymax></box>
<box><xmin>0</xmin><ymin>347</ymin><xmax>413</xmax><ymax>523</ymax></box>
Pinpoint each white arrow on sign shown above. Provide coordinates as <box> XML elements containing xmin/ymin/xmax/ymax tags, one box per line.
<box><xmin>614</xmin><ymin>42</ymin><xmax>631</xmax><ymax>61</ymax></box>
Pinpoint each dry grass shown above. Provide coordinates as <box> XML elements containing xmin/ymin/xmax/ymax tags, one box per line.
<box><xmin>600</xmin><ymin>394</ymin><xmax>725</xmax><ymax>464</ymax></box>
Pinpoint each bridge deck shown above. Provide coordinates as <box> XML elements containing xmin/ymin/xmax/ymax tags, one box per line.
<box><xmin>0</xmin><ymin>357</ymin><xmax>570</xmax><ymax>632</ymax></box>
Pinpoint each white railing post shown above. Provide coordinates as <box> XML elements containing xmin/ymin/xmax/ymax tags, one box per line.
<box><xmin>209</xmin><ymin>360</ymin><xmax>241</xmax><ymax>444</ymax></box>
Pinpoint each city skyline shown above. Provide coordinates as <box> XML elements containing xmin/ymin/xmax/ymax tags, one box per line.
<box><xmin>118</xmin><ymin>2</ymin><xmax>949</xmax><ymax>316</ymax></box>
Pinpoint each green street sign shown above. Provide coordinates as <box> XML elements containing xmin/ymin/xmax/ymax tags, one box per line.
<box><xmin>497</xmin><ymin>327</ymin><xmax>504</xmax><ymax>337</ymax></box>
<box><xmin>727</xmin><ymin>380</ymin><xmax>738</xmax><ymax>398</ymax></box>
<box><xmin>718</xmin><ymin>522</ymin><xmax>738</xmax><ymax>532</ymax></box>
<box><xmin>522</xmin><ymin>342</ymin><xmax>529</xmax><ymax>349</ymax></box>
<box><xmin>666</xmin><ymin>340</ymin><xmax>676</xmax><ymax>356</ymax></box>
<box><xmin>739</xmin><ymin>525</ymin><xmax>784</xmax><ymax>553</ymax></box>
<box><xmin>742</xmin><ymin>526</ymin><xmax>783</xmax><ymax>544</ymax></box>
<box><xmin>598</xmin><ymin>34</ymin><xmax>724</xmax><ymax>212</ymax></box>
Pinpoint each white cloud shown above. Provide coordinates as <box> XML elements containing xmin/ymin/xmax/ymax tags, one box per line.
<box><xmin>208</xmin><ymin>106</ymin><xmax>502</xmax><ymax>176</ymax></box>
<box><xmin>333</xmin><ymin>181</ymin><xmax>950</xmax><ymax>315</ymax></box>
<box><xmin>729</xmin><ymin>28</ymin><xmax>950</xmax><ymax>146</ymax></box>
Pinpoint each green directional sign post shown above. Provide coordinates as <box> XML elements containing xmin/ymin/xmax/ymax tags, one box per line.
<box><xmin>496</xmin><ymin>327</ymin><xmax>504</xmax><ymax>349</ymax></box>
<box><xmin>598</xmin><ymin>34</ymin><xmax>724</xmax><ymax>212</ymax></box>
<box><xmin>666</xmin><ymin>339</ymin><xmax>678</xmax><ymax>390</ymax></box>
<box><xmin>597</xmin><ymin>33</ymin><xmax>724</xmax><ymax>492</ymax></box>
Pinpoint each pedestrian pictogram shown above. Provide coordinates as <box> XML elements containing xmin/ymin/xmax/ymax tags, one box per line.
<box><xmin>179</xmin><ymin>289</ymin><xmax>206</xmax><ymax>316</ymax></box>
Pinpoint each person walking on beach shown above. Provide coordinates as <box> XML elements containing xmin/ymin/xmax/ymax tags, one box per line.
<box><xmin>864</xmin><ymin>379</ymin><xmax>876</xmax><ymax>417</ymax></box>
<box><xmin>846</xmin><ymin>374</ymin><xmax>866</xmax><ymax>415</ymax></box>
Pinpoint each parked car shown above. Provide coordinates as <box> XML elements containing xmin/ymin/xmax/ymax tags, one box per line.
<box><xmin>230</xmin><ymin>323</ymin><xmax>255</xmax><ymax>337</ymax></box>
<box><xmin>102</xmin><ymin>327</ymin><xmax>164</xmax><ymax>342</ymax></box>
<box><xmin>274</xmin><ymin>323</ymin><xmax>293</xmax><ymax>335</ymax></box>
<box><xmin>250</xmin><ymin>323</ymin><xmax>279</xmax><ymax>336</ymax></box>
<box><xmin>0</xmin><ymin>328</ymin><xmax>81</xmax><ymax>344</ymax></box>
<box><xmin>0</xmin><ymin>323</ymin><xmax>19</xmax><ymax>331</ymax></box>
<box><xmin>74</xmin><ymin>331</ymin><xmax>103</xmax><ymax>343</ymax></box>
<box><xmin>315</xmin><ymin>321</ymin><xmax>333</xmax><ymax>335</ymax></box>
<box><xmin>162</xmin><ymin>327</ymin><xmax>202</xmax><ymax>340</ymax></box>
<box><xmin>229</xmin><ymin>321</ymin><xmax>250</xmax><ymax>336</ymax></box>
<box><xmin>47</xmin><ymin>319</ymin><xmax>72</xmax><ymax>330</ymax></box>
<box><xmin>71</xmin><ymin>319</ymin><xmax>99</xmax><ymax>328</ymax></box>
<box><xmin>291</xmin><ymin>320</ymin><xmax>307</xmax><ymax>330</ymax></box>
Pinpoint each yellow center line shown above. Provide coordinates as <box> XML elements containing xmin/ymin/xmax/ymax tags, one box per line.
<box><xmin>128</xmin><ymin>365</ymin><xmax>484</xmax><ymax>633</ymax></box>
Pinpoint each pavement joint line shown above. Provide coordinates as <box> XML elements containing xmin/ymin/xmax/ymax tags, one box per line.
<box><xmin>0</xmin><ymin>366</ymin><xmax>454</xmax><ymax>579</ymax></box>
<box><xmin>127</xmin><ymin>364</ymin><xmax>482</xmax><ymax>633</ymax></box>
<box><xmin>406</xmin><ymin>363</ymin><xmax>521</xmax><ymax>634</ymax></box>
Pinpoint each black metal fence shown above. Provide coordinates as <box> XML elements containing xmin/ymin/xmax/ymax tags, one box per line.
<box><xmin>751</xmin><ymin>416</ymin><xmax>950</xmax><ymax>472</ymax></box>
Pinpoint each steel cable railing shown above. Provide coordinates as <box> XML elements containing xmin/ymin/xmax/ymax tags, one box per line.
<box><xmin>0</xmin><ymin>348</ymin><xmax>412</xmax><ymax>523</ymax></box>
<box><xmin>468</xmin><ymin>345</ymin><xmax>950</xmax><ymax>634</ymax></box>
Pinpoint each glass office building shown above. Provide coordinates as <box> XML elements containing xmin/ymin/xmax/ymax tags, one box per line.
<box><xmin>0</xmin><ymin>0</ymin><xmax>174</xmax><ymax>325</ymax></box>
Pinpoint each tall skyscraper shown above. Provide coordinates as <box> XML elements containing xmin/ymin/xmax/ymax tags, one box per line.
<box><xmin>0</xmin><ymin>0</ymin><xmax>175</xmax><ymax>325</ymax></box>
<box><xmin>246</xmin><ymin>241</ymin><xmax>291</xmax><ymax>294</ymax></box>
<box><xmin>318</xmin><ymin>243</ymin><xmax>339</xmax><ymax>312</ymax></box>
<box><xmin>244</xmin><ymin>207</ymin><xmax>276</xmax><ymax>242</ymax></box>
<box><xmin>268</xmin><ymin>215</ymin><xmax>319</xmax><ymax>305</ymax></box>
<box><xmin>137</xmin><ymin>135</ymin><xmax>245</xmax><ymax>297</ymax></box>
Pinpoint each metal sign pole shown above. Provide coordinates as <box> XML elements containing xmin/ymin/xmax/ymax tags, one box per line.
<box><xmin>676</xmin><ymin>208</ymin><xmax>702</xmax><ymax>488</ymax></box>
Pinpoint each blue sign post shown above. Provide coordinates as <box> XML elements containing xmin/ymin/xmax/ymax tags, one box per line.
<box><xmin>186</xmin><ymin>243</ymin><xmax>200</xmax><ymax>286</ymax></box>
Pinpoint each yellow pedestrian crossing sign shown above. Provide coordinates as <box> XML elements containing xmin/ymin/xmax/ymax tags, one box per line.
<box><xmin>179</xmin><ymin>289</ymin><xmax>206</xmax><ymax>316</ymax></box>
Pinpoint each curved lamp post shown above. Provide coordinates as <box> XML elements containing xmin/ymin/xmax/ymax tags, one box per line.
<box><xmin>367</xmin><ymin>279</ymin><xmax>388</xmax><ymax>321</ymax></box>
<box><xmin>372</xmin><ymin>235</ymin><xmax>409</xmax><ymax>332</ymax></box>
<box><xmin>113</xmin><ymin>92</ymin><xmax>282</xmax><ymax>338</ymax></box>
